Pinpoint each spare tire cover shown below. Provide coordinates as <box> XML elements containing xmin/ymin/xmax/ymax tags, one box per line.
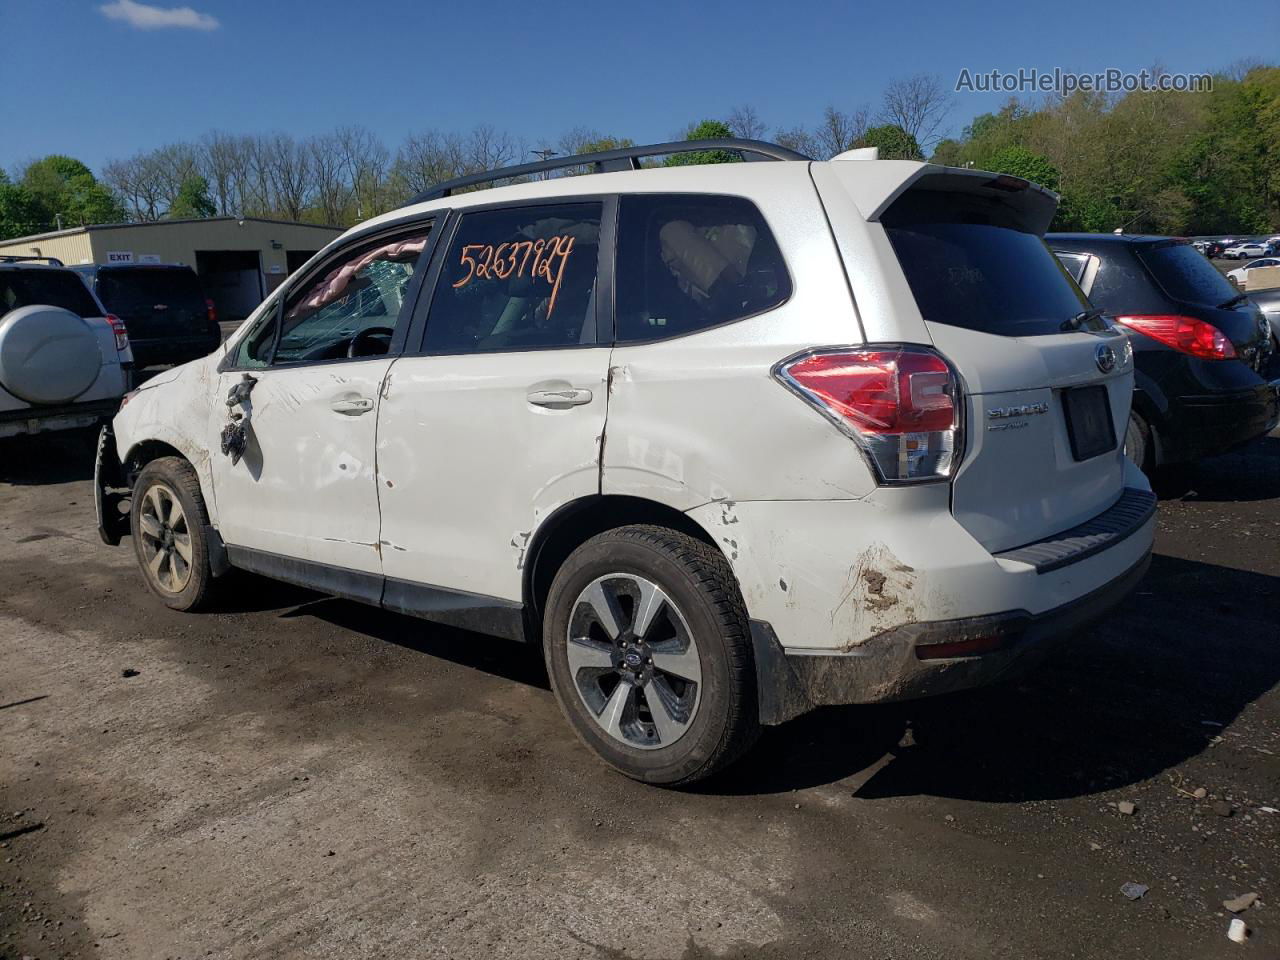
<box><xmin>0</xmin><ymin>304</ymin><xmax>103</xmax><ymax>405</ymax></box>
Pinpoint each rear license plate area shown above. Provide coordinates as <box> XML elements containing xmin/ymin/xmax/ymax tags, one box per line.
<box><xmin>1063</xmin><ymin>385</ymin><xmax>1116</xmax><ymax>461</ymax></box>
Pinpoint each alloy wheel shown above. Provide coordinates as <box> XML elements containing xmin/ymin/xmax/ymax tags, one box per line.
<box><xmin>566</xmin><ymin>573</ymin><xmax>702</xmax><ymax>750</ymax></box>
<box><xmin>137</xmin><ymin>483</ymin><xmax>193</xmax><ymax>593</ymax></box>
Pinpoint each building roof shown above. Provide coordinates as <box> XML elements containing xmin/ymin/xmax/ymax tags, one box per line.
<box><xmin>0</xmin><ymin>216</ymin><xmax>344</xmax><ymax>245</ymax></box>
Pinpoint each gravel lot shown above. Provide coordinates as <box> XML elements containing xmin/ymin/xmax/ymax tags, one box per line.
<box><xmin>1</xmin><ymin>429</ymin><xmax>1277</xmax><ymax>959</ymax></box>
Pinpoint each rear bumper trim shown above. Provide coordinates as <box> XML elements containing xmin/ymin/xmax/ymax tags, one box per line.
<box><xmin>992</xmin><ymin>486</ymin><xmax>1156</xmax><ymax>573</ymax></box>
<box><xmin>751</xmin><ymin>550</ymin><xmax>1151</xmax><ymax>725</ymax></box>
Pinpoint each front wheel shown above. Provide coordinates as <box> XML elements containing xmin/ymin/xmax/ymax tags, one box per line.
<box><xmin>543</xmin><ymin>525</ymin><xmax>759</xmax><ymax>786</ymax></box>
<box><xmin>130</xmin><ymin>456</ymin><xmax>216</xmax><ymax>611</ymax></box>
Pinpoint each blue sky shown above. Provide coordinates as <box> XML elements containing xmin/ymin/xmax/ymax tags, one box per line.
<box><xmin>2</xmin><ymin>0</ymin><xmax>1275</xmax><ymax>174</ymax></box>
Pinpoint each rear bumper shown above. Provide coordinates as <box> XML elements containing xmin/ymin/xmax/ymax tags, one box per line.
<box><xmin>1143</xmin><ymin>361</ymin><xmax>1280</xmax><ymax>464</ymax></box>
<box><xmin>751</xmin><ymin>552</ymin><xmax>1150</xmax><ymax>724</ymax></box>
<box><xmin>0</xmin><ymin>398</ymin><xmax>121</xmax><ymax>438</ymax></box>
<box><xmin>686</xmin><ymin>461</ymin><xmax>1156</xmax><ymax>724</ymax></box>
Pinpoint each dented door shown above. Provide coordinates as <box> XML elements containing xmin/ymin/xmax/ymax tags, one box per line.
<box><xmin>211</xmin><ymin>359</ymin><xmax>393</xmax><ymax>573</ymax></box>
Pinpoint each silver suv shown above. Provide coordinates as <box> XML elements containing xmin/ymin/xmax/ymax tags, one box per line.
<box><xmin>0</xmin><ymin>256</ymin><xmax>133</xmax><ymax>439</ymax></box>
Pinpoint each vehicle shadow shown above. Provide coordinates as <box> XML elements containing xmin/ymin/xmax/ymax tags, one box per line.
<box><xmin>278</xmin><ymin>594</ymin><xmax>551</xmax><ymax>691</ymax></box>
<box><xmin>705</xmin><ymin>552</ymin><xmax>1280</xmax><ymax>800</ymax></box>
<box><xmin>1153</xmin><ymin>432</ymin><xmax>1280</xmax><ymax>503</ymax></box>
<box><xmin>0</xmin><ymin>429</ymin><xmax>97</xmax><ymax>485</ymax></box>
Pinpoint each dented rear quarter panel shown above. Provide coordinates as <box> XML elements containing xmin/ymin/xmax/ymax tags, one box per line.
<box><xmin>601</xmin><ymin>166</ymin><xmax>878</xmax><ymax>510</ymax></box>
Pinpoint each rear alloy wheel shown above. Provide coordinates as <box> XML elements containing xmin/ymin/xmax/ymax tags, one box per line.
<box><xmin>544</xmin><ymin>525</ymin><xmax>759</xmax><ymax>786</ymax></box>
<box><xmin>566</xmin><ymin>573</ymin><xmax>703</xmax><ymax>750</ymax></box>
<box><xmin>130</xmin><ymin>457</ymin><xmax>215</xmax><ymax>611</ymax></box>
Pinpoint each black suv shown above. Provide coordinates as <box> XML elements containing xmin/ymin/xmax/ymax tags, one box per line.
<box><xmin>72</xmin><ymin>264</ymin><xmax>220</xmax><ymax>368</ymax></box>
<box><xmin>1051</xmin><ymin>234</ymin><xmax>1278</xmax><ymax>471</ymax></box>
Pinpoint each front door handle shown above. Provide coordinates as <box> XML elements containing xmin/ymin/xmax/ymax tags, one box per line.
<box><xmin>330</xmin><ymin>396</ymin><xmax>374</xmax><ymax>415</ymax></box>
<box><xmin>527</xmin><ymin>387</ymin><xmax>593</xmax><ymax>408</ymax></box>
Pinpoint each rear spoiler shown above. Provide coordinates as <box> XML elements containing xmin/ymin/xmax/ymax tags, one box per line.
<box><xmin>826</xmin><ymin>161</ymin><xmax>1060</xmax><ymax>236</ymax></box>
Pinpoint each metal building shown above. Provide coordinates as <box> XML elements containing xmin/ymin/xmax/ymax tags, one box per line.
<box><xmin>0</xmin><ymin>217</ymin><xmax>343</xmax><ymax>323</ymax></box>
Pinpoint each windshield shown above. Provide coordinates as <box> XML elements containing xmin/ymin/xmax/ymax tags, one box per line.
<box><xmin>1137</xmin><ymin>242</ymin><xmax>1242</xmax><ymax>306</ymax></box>
<box><xmin>97</xmin><ymin>268</ymin><xmax>206</xmax><ymax>315</ymax></box>
<box><xmin>0</xmin><ymin>269</ymin><xmax>101</xmax><ymax>318</ymax></box>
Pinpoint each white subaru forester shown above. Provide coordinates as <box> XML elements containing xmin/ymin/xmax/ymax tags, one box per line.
<box><xmin>98</xmin><ymin>139</ymin><xmax>1155</xmax><ymax>785</ymax></box>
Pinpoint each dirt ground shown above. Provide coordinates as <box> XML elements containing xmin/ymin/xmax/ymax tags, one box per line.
<box><xmin>1</xmin><ymin>429</ymin><xmax>1277</xmax><ymax>960</ymax></box>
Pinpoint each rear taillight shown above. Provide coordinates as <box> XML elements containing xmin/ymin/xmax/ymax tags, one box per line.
<box><xmin>206</xmin><ymin>298</ymin><xmax>217</xmax><ymax>325</ymax></box>
<box><xmin>107</xmin><ymin>314</ymin><xmax>129</xmax><ymax>352</ymax></box>
<box><xmin>775</xmin><ymin>346</ymin><xmax>961</xmax><ymax>483</ymax></box>
<box><xmin>1114</xmin><ymin>314</ymin><xmax>1236</xmax><ymax>360</ymax></box>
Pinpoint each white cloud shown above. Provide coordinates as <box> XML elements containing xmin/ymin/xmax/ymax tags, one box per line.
<box><xmin>99</xmin><ymin>0</ymin><xmax>219</xmax><ymax>31</ymax></box>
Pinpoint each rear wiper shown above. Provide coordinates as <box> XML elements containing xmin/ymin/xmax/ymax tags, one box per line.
<box><xmin>1217</xmin><ymin>293</ymin><xmax>1249</xmax><ymax>309</ymax></box>
<box><xmin>1062</xmin><ymin>308</ymin><xmax>1105</xmax><ymax>332</ymax></box>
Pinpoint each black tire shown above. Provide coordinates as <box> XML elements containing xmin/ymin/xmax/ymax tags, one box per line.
<box><xmin>130</xmin><ymin>456</ymin><xmax>216</xmax><ymax>611</ymax></box>
<box><xmin>1124</xmin><ymin>411</ymin><xmax>1151</xmax><ymax>474</ymax></box>
<box><xmin>543</xmin><ymin>524</ymin><xmax>760</xmax><ymax>786</ymax></box>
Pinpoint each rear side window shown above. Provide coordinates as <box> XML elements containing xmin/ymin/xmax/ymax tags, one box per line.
<box><xmin>97</xmin><ymin>268</ymin><xmax>205</xmax><ymax>315</ymax></box>
<box><xmin>883</xmin><ymin>193</ymin><xmax>1091</xmax><ymax>336</ymax></box>
<box><xmin>1055</xmin><ymin>252</ymin><xmax>1089</xmax><ymax>284</ymax></box>
<box><xmin>425</xmin><ymin>202</ymin><xmax>602</xmax><ymax>353</ymax></box>
<box><xmin>615</xmin><ymin>194</ymin><xmax>790</xmax><ymax>342</ymax></box>
<box><xmin>1083</xmin><ymin>248</ymin><xmax>1167</xmax><ymax>315</ymax></box>
<box><xmin>0</xmin><ymin>269</ymin><xmax>101</xmax><ymax>318</ymax></box>
<box><xmin>1137</xmin><ymin>242</ymin><xmax>1238</xmax><ymax>306</ymax></box>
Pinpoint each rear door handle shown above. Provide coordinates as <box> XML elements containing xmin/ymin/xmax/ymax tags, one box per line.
<box><xmin>526</xmin><ymin>388</ymin><xmax>593</xmax><ymax>407</ymax></box>
<box><xmin>330</xmin><ymin>396</ymin><xmax>374</xmax><ymax>415</ymax></box>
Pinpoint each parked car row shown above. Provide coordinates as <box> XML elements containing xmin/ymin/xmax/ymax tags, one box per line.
<box><xmin>1193</xmin><ymin>236</ymin><xmax>1280</xmax><ymax>259</ymax></box>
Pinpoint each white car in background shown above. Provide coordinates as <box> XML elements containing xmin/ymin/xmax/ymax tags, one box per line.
<box><xmin>1224</xmin><ymin>242</ymin><xmax>1267</xmax><ymax>260</ymax></box>
<box><xmin>97</xmin><ymin>139</ymin><xmax>1154</xmax><ymax>785</ymax></box>
<box><xmin>1227</xmin><ymin>257</ymin><xmax>1280</xmax><ymax>287</ymax></box>
<box><xmin>0</xmin><ymin>257</ymin><xmax>132</xmax><ymax>439</ymax></box>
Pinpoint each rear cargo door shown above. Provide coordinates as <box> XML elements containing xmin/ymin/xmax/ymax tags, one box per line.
<box><xmin>879</xmin><ymin>180</ymin><xmax>1135</xmax><ymax>553</ymax></box>
<box><xmin>97</xmin><ymin>267</ymin><xmax>209</xmax><ymax>341</ymax></box>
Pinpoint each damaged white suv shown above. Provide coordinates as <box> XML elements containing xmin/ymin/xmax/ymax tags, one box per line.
<box><xmin>99</xmin><ymin>139</ymin><xmax>1155</xmax><ymax>785</ymax></box>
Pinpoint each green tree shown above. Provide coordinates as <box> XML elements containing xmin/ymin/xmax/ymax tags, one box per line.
<box><xmin>19</xmin><ymin>154</ymin><xmax>123</xmax><ymax>227</ymax></box>
<box><xmin>859</xmin><ymin>124</ymin><xmax>924</xmax><ymax>160</ymax></box>
<box><xmin>987</xmin><ymin>145</ymin><xmax>1060</xmax><ymax>191</ymax></box>
<box><xmin>0</xmin><ymin>172</ymin><xmax>45</xmax><ymax>240</ymax></box>
<box><xmin>169</xmin><ymin>175</ymin><xmax>217</xmax><ymax>219</ymax></box>
<box><xmin>664</xmin><ymin>120</ymin><xmax>740</xmax><ymax>166</ymax></box>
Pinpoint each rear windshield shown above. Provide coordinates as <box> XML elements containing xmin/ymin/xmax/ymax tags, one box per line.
<box><xmin>883</xmin><ymin>194</ymin><xmax>1092</xmax><ymax>337</ymax></box>
<box><xmin>0</xmin><ymin>269</ymin><xmax>101</xmax><ymax>318</ymax></box>
<box><xmin>97</xmin><ymin>268</ymin><xmax>205</xmax><ymax>314</ymax></box>
<box><xmin>1136</xmin><ymin>242</ymin><xmax>1238</xmax><ymax>306</ymax></box>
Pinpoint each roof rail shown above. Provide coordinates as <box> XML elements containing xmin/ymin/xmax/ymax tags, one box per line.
<box><xmin>407</xmin><ymin>138</ymin><xmax>812</xmax><ymax>205</ymax></box>
<box><xmin>0</xmin><ymin>255</ymin><xmax>65</xmax><ymax>267</ymax></box>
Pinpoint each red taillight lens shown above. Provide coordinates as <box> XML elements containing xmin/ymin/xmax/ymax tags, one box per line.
<box><xmin>776</xmin><ymin>347</ymin><xmax>960</xmax><ymax>482</ymax></box>
<box><xmin>206</xmin><ymin>298</ymin><xmax>217</xmax><ymax>325</ymax></box>
<box><xmin>106</xmin><ymin>314</ymin><xmax>129</xmax><ymax>352</ymax></box>
<box><xmin>1114</xmin><ymin>314</ymin><xmax>1236</xmax><ymax>360</ymax></box>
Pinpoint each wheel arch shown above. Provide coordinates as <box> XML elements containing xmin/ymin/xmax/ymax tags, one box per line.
<box><xmin>522</xmin><ymin>495</ymin><xmax>723</xmax><ymax>636</ymax></box>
